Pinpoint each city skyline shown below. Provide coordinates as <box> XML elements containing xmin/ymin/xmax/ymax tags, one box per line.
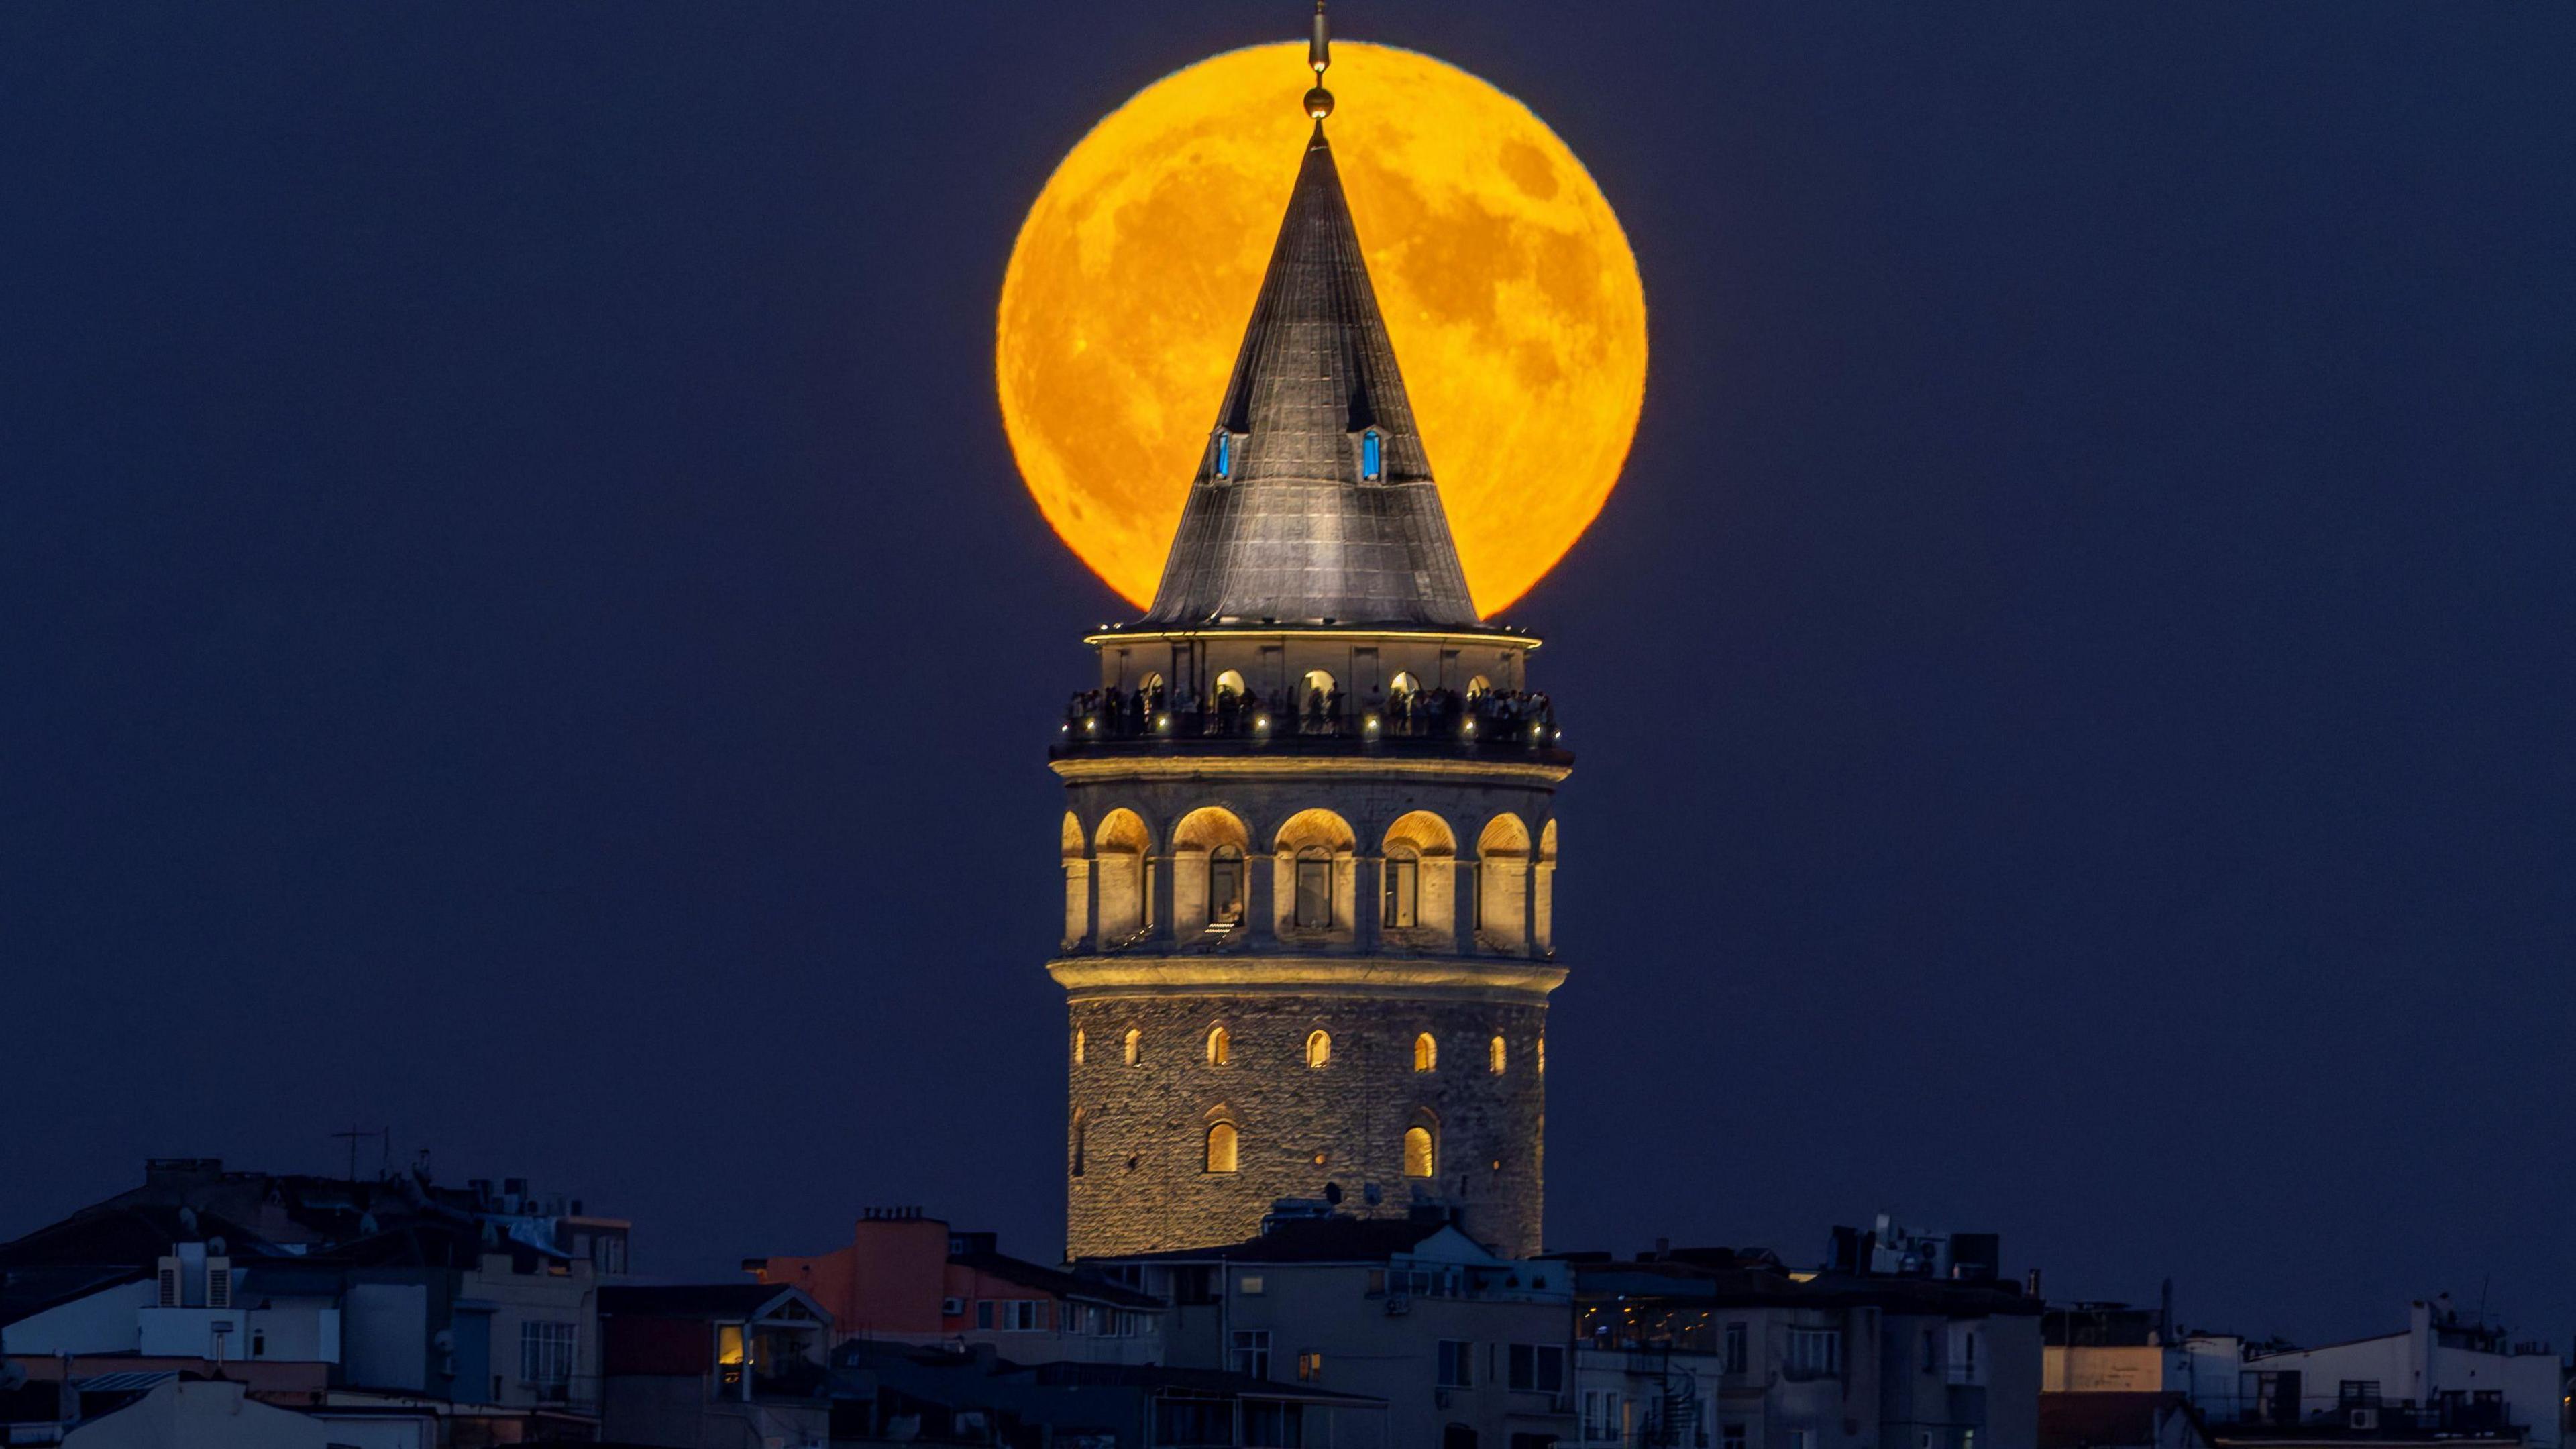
<box><xmin>5</xmin><ymin>0</ymin><xmax>2571</xmax><ymax>1357</ymax></box>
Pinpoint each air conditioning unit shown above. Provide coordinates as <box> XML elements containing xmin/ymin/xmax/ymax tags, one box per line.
<box><xmin>942</xmin><ymin>1297</ymin><xmax>967</xmax><ymax>1318</ymax></box>
<box><xmin>2349</xmin><ymin>1408</ymin><xmax>2379</xmax><ymax>1431</ymax></box>
<box><xmin>1383</xmin><ymin>1295</ymin><xmax>1411</xmax><ymax>1317</ymax></box>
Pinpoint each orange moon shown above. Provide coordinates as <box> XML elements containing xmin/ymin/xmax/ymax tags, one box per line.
<box><xmin>997</xmin><ymin>42</ymin><xmax>1648</xmax><ymax>616</ymax></box>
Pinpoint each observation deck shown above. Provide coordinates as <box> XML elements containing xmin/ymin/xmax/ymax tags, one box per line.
<box><xmin>1051</xmin><ymin>688</ymin><xmax>1569</xmax><ymax>767</ymax></box>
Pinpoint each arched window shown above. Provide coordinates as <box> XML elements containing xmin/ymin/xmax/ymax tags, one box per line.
<box><xmin>1295</xmin><ymin>847</ymin><xmax>1333</xmax><ymax>929</ymax></box>
<box><xmin>1299</xmin><ymin>669</ymin><xmax>1337</xmax><ymax>731</ymax></box>
<box><xmin>1383</xmin><ymin>844</ymin><xmax>1421</xmax><ymax>928</ymax></box>
<box><xmin>1535</xmin><ymin>818</ymin><xmax>1559</xmax><ymax>953</ymax></box>
<box><xmin>1413</xmin><ymin>1033</ymin><xmax>1437</xmax><ymax>1073</ymax></box>
<box><xmin>1389</xmin><ymin>669</ymin><xmax>1420</xmax><ymax>699</ymax></box>
<box><xmin>1094</xmin><ymin>810</ymin><xmax>1154</xmax><ymax>943</ymax></box>
<box><xmin>1205</xmin><ymin>1122</ymin><xmax>1239</xmax><ymax>1174</ymax></box>
<box><xmin>1273</xmin><ymin>808</ymin><xmax>1356</xmax><ymax>941</ymax></box>
<box><xmin>1466</xmin><ymin>675</ymin><xmax>1493</xmax><ymax>701</ymax></box>
<box><xmin>1123</xmin><ymin>1028</ymin><xmax>1142</xmax><ymax>1067</ymax></box>
<box><xmin>1206</xmin><ymin>1026</ymin><xmax>1231</xmax><ymax>1066</ymax></box>
<box><xmin>1214</xmin><ymin>669</ymin><xmax>1247</xmax><ymax>700</ymax></box>
<box><xmin>1073</xmin><ymin>1029</ymin><xmax>1086</xmax><ymax>1065</ymax></box>
<box><xmin>1360</xmin><ymin>428</ymin><xmax>1383</xmax><ymax>482</ymax></box>
<box><xmin>1071</xmin><ymin>1109</ymin><xmax>1087</xmax><ymax>1177</ymax></box>
<box><xmin>1381</xmin><ymin>811</ymin><xmax>1457</xmax><ymax>936</ymax></box>
<box><xmin>1475</xmin><ymin>814</ymin><xmax>1533</xmax><ymax>953</ymax></box>
<box><xmin>1305</xmin><ymin>1030</ymin><xmax>1332</xmax><ymax>1068</ymax></box>
<box><xmin>1489</xmin><ymin>1035</ymin><xmax>1507</xmax><ymax>1075</ymax></box>
<box><xmin>1403</xmin><ymin>1124</ymin><xmax>1436</xmax><ymax>1179</ymax></box>
<box><xmin>1209</xmin><ymin>845</ymin><xmax>1245</xmax><ymax>925</ymax></box>
<box><xmin>1061</xmin><ymin>812</ymin><xmax>1090</xmax><ymax>949</ymax></box>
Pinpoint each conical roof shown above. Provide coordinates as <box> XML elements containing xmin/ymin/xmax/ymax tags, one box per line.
<box><xmin>1142</xmin><ymin>127</ymin><xmax>1479</xmax><ymax>628</ymax></box>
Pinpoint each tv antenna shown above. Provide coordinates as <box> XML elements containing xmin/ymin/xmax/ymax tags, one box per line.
<box><xmin>330</xmin><ymin>1125</ymin><xmax>391</xmax><ymax>1182</ymax></box>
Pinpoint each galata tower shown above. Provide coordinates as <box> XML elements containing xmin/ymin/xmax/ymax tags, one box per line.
<box><xmin>1053</xmin><ymin>10</ymin><xmax>1569</xmax><ymax>1261</ymax></box>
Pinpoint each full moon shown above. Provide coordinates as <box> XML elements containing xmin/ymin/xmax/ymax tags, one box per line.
<box><xmin>998</xmin><ymin>42</ymin><xmax>1648</xmax><ymax>616</ymax></box>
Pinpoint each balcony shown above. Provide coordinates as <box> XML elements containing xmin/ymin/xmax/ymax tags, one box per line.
<box><xmin>1053</xmin><ymin>690</ymin><xmax>1568</xmax><ymax>763</ymax></box>
<box><xmin>2213</xmin><ymin>1399</ymin><xmax>2524</xmax><ymax>1442</ymax></box>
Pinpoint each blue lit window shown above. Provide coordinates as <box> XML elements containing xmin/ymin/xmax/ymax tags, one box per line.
<box><xmin>1360</xmin><ymin>429</ymin><xmax>1382</xmax><ymax>481</ymax></box>
<box><xmin>1214</xmin><ymin>431</ymin><xmax>1232</xmax><ymax>479</ymax></box>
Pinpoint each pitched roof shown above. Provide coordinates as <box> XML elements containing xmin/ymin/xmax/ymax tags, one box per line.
<box><xmin>949</xmin><ymin>1252</ymin><xmax>1162</xmax><ymax>1310</ymax></box>
<box><xmin>1143</xmin><ymin>126</ymin><xmax>1479</xmax><ymax>629</ymax></box>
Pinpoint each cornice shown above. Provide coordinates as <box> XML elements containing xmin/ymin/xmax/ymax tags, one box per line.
<box><xmin>1049</xmin><ymin>755</ymin><xmax>1572</xmax><ymax>786</ymax></box>
<box><xmin>1047</xmin><ymin>955</ymin><xmax>1569</xmax><ymax>1004</ymax></box>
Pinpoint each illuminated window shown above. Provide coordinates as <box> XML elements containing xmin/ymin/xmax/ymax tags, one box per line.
<box><xmin>1413</xmin><ymin>1034</ymin><xmax>1437</xmax><ymax>1073</ymax></box>
<box><xmin>1360</xmin><ymin>428</ymin><xmax>1383</xmax><ymax>481</ymax></box>
<box><xmin>1403</xmin><ymin>1125</ymin><xmax>1435</xmax><ymax>1179</ymax></box>
<box><xmin>1489</xmin><ymin>1035</ymin><xmax>1507</xmax><ymax>1075</ymax></box>
<box><xmin>1305</xmin><ymin>1030</ymin><xmax>1332</xmax><ymax>1068</ymax></box>
<box><xmin>1205</xmin><ymin>1122</ymin><xmax>1239</xmax><ymax>1173</ymax></box>
<box><xmin>1466</xmin><ymin>675</ymin><xmax>1492</xmax><ymax>700</ymax></box>
<box><xmin>1073</xmin><ymin>1029</ymin><xmax>1085</xmax><ymax>1065</ymax></box>
<box><xmin>1295</xmin><ymin>847</ymin><xmax>1332</xmax><ymax>928</ymax></box>
<box><xmin>1209</xmin><ymin>846</ymin><xmax>1245</xmax><ymax>924</ymax></box>
<box><xmin>1214</xmin><ymin>430</ymin><xmax>1233</xmax><ymax>478</ymax></box>
<box><xmin>1207</xmin><ymin>1026</ymin><xmax>1232</xmax><ymax>1066</ymax></box>
<box><xmin>1537</xmin><ymin>1036</ymin><xmax>1546</xmax><ymax>1075</ymax></box>
<box><xmin>1124</xmin><ymin>1028</ymin><xmax>1141</xmax><ymax>1067</ymax></box>
<box><xmin>1383</xmin><ymin>847</ymin><xmax>1420</xmax><ymax>928</ymax></box>
<box><xmin>1094</xmin><ymin>810</ymin><xmax>1153</xmax><ymax>943</ymax></box>
<box><xmin>1214</xmin><ymin>669</ymin><xmax>1247</xmax><ymax>700</ymax></box>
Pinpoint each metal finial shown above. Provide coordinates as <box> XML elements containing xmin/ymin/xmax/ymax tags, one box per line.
<box><xmin>1304</xmin><ymin>1</ymin><xmax>1334</xmax><ymax>121</ymax></box>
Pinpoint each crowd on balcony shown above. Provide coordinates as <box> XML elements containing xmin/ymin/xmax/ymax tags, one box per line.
<box><xmin>1062</xmin><ymin>678</ymin><xmax>1558</xmax><ymax>744</ymax></box>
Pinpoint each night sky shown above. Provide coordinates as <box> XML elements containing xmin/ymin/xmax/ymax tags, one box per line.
<box><xmin>6</xmin><ymin>2</ymin><xmax>2570</xmax><ymax>1348</ymax></box>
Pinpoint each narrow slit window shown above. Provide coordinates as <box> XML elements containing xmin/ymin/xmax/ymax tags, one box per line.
<box><xmin>1214</xmin><ymin>431</ymin><xmax>1233</xmax><ymax>479</ymax></box>
<box><xmin>1360</xmin><ymin>429</ymin><xmax>1382</xmax><ymax>481</ymax></box>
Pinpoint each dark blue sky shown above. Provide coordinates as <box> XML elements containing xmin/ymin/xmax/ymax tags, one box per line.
<box><xmin>5</xmin><ymin>2</ymin><xmax>2570</xmax><ymax>1348</ymax></box>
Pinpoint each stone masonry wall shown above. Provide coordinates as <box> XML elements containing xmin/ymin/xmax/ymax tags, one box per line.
<box><xmin>1065</xmin><ymin>994</ymin><xmax>1548</xmax><ymax>1260</ymax></box>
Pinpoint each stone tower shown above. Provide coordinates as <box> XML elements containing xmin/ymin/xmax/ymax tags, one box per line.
<box><xmin>1051</xmin><ymin>47</ymin><xmax>1570</xmax><ymax>1261</ymax></box>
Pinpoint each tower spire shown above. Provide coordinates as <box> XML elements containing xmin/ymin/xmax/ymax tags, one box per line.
<box><xmin>1303</xmin><ymin>1</ymin><xmax>1334</xmax><ymax>123</ymax></box>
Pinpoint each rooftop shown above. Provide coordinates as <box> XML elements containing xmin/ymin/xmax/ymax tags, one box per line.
<box><xmin>1142</xmin><ymin>123</ymin><xmax>1479</xmax><ymax>631</ymax></box>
